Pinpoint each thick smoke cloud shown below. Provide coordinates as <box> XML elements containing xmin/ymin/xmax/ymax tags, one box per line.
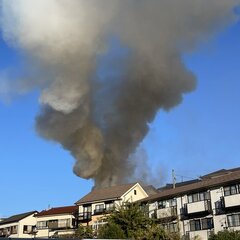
<box><xmin>0</xmin><ymin>0</ymin><xmax>239</xmax><ymax>188</ymax></box>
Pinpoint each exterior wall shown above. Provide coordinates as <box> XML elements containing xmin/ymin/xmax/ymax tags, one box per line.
<box><xmin>78</xmin><ymin>183</ymin><xmax>148</xmax><ymax>228</ymax></box>
<box><xmin>146</xmin><ymin>182</ymin><xmax>240</xmax><ymax>240</ymax></box>
<box><xmin>0</xmin><ymin>213</ymin><xmax>37</xmax><ymax>238</ymax></box>
<box><xmin>36</xmin><ymin>213</ymin><xmax>76</xmax><ymax>238</ymax></box>
<box><xmin>18</xmin><ymin>214</ymin><xmax>37</xmax><ymax>238</ymax></box>
<box><xmin>121</xmin><ymin>183</ymin><xmax>148</xmax><ymax>203</ymax></box>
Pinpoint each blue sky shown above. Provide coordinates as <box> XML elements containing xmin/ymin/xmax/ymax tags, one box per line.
<box><xmin>0</xmin><ymin>19</ymin><xmax>240</xmax><ymax>217</ymax></box>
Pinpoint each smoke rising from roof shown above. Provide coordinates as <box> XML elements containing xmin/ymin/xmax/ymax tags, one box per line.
<box><xmin>1</xmin><ymin>0</ymin><xmax>239</xmax><ymax>188</ymax></box>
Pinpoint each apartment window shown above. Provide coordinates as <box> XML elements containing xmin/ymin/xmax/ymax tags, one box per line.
<box><xmin>158</xmin><ymin>200</ymin><xmax>166</xmax><ymax>209</ymax></box>
<box><xmin>37</xmin><ymin>221</ymin><xmax>48</xmax><ymax>229</ymax></box>
<box><xmin>224</xmin><ymin>184</ymin><xmax>239</xmax><ymax>196</ymax></box>
<box><xmin>201</xmin><ymin>218</ymin><xmax>214</xmax><ymax>230</ymax></box>
<box><xmin>227</xmin><ymin>214</ymin><xmax>240</xmax><ymax>227</ymax></box>
<box><xmin>188</xmin><ymin>191</ymin><xmax>210</xmax><ymax>203</ymax></box>
<box><xmin>190</xmin><ymin>218</ymin><xmax>214</xmax><ymax>231</ymax></box>
<box><xmin>190</xmin><ymin>220</ymin><xmax>201</xmax><ymax>231</ymax></box>
<box><xmin>162</xmin><ymin>222</ymin><xmax>178</xmax><ymax>233</ymax></box>
<box><xmin>105</xmin><ymin>202</ymin><xmax>114</xmax><ymax>211</ymax></box>
<box><xmin>23</xmin><ymin>225</ymin><xmax>33</xmax><ymax>234</ymax></box>
<box><xmin>169</xmin><ymin>198</ymin><xmax>177</xmax><ymax>207</ymax></box>
<box><xmin>10</xmin><ymin>225</ymin><xmax>18</xmax><ymax>234</ymax></box>
<box><xmin>95</xmin><ymin>204</ymin><xmax>104</xmax><ymax>213</ymax></box>
<box><xmin>83</xmin><ymin>205</ymin><xmax>92</xmax><ymax>213</ymax></box>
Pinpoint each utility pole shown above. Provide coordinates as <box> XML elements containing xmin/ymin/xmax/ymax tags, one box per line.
<box><xmin>172</xmin><ymin>169</ymin><xmax>176</xmax><ymax>189</ymax></box>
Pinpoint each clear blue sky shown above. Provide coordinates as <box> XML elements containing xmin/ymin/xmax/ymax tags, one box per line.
<box><xmin>0</xmin><ymin>20</ymin><xmax>240</xmax><ymax>217</ymax></box>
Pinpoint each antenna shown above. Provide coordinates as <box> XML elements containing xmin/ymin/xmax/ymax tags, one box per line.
<box><xmin>172</xmin><ymin>169</ymin><xmax>176</xmax><ymax>189</ymax></box>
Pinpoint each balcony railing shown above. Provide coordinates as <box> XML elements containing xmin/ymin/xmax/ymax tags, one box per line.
<box><xmin>186</xmin><ymin>200</ymin><xmax>211</xmax><ymax>215</ymax></box>
<box><xmin>156</xmin><ymin>206</ymin><xmax>178</xmax><ymax>220</ymax></box>
<box><xmin>79</xmin><ymin>212</ymin><xmax>92</xmax><ymax>221</ymax></box>
<box><xmin>48</xmin><ymin>222</ymin><xmax>70</xmax><ymax>229</ymax></box>
<box><xmin>224</xmin><ymin>194</ymin><xmax>240</xmax><ymax>208</ymax></box>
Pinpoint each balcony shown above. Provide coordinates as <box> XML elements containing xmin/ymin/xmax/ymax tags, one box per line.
<box><xmin>156</xmin><ymin>206</ymin><xmax>177</xmax><ymax>220</ymax></box>
<box><xmin>224</xmin><ymin>194</ymin><xmax>240</xmax><ymax>208</ymax></box>
<box><xmin>94</xmin><ymin>208</ymin><xmax>106</xmax><ymax>215</ymax></box>
<box><xmin>187</xmin><ymin>200</ymin><xmax>211</xmax><ymax>215</ymax></box>
<box><xmin>48</xmin><ymin>222</ymin><xmax>70</xmax><ymax>230</ymax></box>
<box><xmin>79</xmin><ymin>212</ymin><xmax>92</xmax><ymax>222</ymax></box>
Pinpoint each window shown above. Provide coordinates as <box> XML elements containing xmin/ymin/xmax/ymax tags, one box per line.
<box><xmin>190</xmin><ymin>220</ymin><xmax>201</xmax><ymax>231</ymax></box>
<box><xmin>37</xmin><ymin>221</ymin><xmax>48</xmax><ymax>229</ymax></box>
<box><xmin>224</xmin><ymin>184</ymin><xmax>239</xmax><ymax>196</ymax></box>
<box><xmin>134</xmin><ymin>190</ymin><xmax>137</xmax><ymax>195</ymax></box>
<box><xmin>201</xmin><ymin>218</ymin><xmax>214</xmax><ymax>230</ymax></box>
<box><xmin>83</xmin><ymin>205</ymin><xmax>92</xmax><ymax>213</ymax></box>
<box><xmin>158</xmin><ymin>200</ymin><xmax>166</xmax><ymax>209</ymax></box>
<box><xmin>227</xmin><ymin>214</ymin><xmax>240</xmax><ymax>227</ymax></box>
<box><xmin>162</xmin><ymin>223</ymin><xmax>178</xmax><ymax>233</ymax></box>
<box><xmin>95</xmin><ymin>204</ymin><xmax>104</xmax><ymax>214</ymax></box>
<box><xmin>190</xmin><ymin>218</ymin><xmax>214</xmax><ymax>231</ymax></box>
<box><xmin>188</xmin><ymin>191</ymin><xmax>210</xmax><ymax>203</ymax></box>
<box><xmin>23</xmin><ymin>225</ymin><xmax>33</xmax><ymax>234</ymax></box>
<box><xmin>169</xmin><ymin>198</ymin><xmax>177</xmax><ymax>207</ymax></box>
<box><xmin>105</xmin><ymin>202</ymin><xmax>114</xmax><ymax>211</ymax></box>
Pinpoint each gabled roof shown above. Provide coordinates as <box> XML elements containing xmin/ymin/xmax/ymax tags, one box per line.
<box><xmin>35</xmin><ymin>206</ymin><xmax>78</xmax><ymax>217</ymax></box>
<box><xmin>75</xmin><ymin>182</ymin><xmax>137</xmax><ymax>205</ymax></box>
<box><xmin>0</xmin><ymin>211</ymin><xmax>37</xmax><ymax>226</ymax></box>
<box><xmin>200</xmin><ymin>167</ymin><xmax>240</xmax><ymax>180</ymax></box>
<box><xmin>141</xmin><ymin>169</ymin><xmax>240</xmax><ymax>203</ymax></box>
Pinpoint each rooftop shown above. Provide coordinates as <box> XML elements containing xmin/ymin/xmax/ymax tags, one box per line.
<box><xmin>75</xmin><ymin>182</ymin><xmax>138</xmax><ymax>205</ymax></box>
<box><xmin>141</xmin><ymin>168</ymin><xmax>240</xmax><ymax>203</ymax></box>
<box><xmin>0</xmin><ymin>211</ymin><xmax>37</xmax><ymax>226</ymax></box>
<box><xmin>36</xmin><ymin>206</ymin><xmax>78</xmax><ymax>217</ymax></box>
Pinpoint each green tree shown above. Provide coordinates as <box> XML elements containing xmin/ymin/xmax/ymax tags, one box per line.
<box><xmin>75</xmin><ymin>224</ymin><xmax>94</xmax><ymax>239</ymax></box>
<box><xmin>209</xmin><ymin>230</ymin><xmax>240</xmax><ymax>240</ymax></box>
<box><xmin>97</xmin><ymin>202</ymin><xmax>180</xmax><ymax>240</ymax></box>
<box><xmin>98</xmin><ymin>222</ymin><xmax>126</xmax><ymax>239</ymax></box>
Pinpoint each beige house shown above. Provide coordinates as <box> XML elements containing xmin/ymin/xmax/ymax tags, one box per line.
<box><xmin>141</xmin><ymin>167</ymin><xmax>240</xmax><ymax>240</ymax></box>
<box><xmin>75</xmin><ymin>182</ymin><xmax>149</xmax><ymax>231</ymax></box>
<box><xmin>35</xmin><ymin>206</ymin><xmax>78</xmax><ymax>238</ymax></box>
<box><xmin>0</xmin><ymin>211</ymin><xmax>38</xmax><ymax>238</ymax></box>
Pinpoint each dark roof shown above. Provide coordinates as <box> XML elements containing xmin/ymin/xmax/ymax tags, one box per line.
<box><xmin>75</xmin><ymin>182</ymin><xmax>137</xmax><ymax>205</ymax></box>
<box><xmin>0</xmin><ymin>211</ymin><xmax>37</xmax><ymax>226</ymax></box>
<box><xmin>200</xmin><ymin>167</ymin><xmax>240</xmax><ymax>180</ymax></box>
<box><xmin>158</xmin><ymin>179</ymin><xmax>201</xmax><ymax>191</ymax></box>
<box><xmin>35</xmin><ymin>206</ymin><xmax>78</xmax><ymax>217</ymax></box>
<box><xmin>141</xmin><ymin>169</ymin><xmax>240</xmax><ymax>203</ymax></box>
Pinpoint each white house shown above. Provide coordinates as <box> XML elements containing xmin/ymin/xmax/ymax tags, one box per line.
<box><xmin>141</xmin><ymin>167</ymin><xmax>240</xmax><ymax>240</ymax></box>
<box><xmin>35</xmin><ymin>206</ymin><xmax>78</xmax><ymax>238</ymax></box>
<box><xmin>0</xmin><ymin>211</ymin><xmax>38</xmax><ymax>238</ymax></box>
<box><xmin>75</xmin><ymin>182</ymin><xmax>149</xmax><ymax>231</ymax></box>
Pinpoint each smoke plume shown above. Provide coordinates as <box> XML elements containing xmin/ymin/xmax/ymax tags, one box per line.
<box><xmin>0</xmin><ymin>0</ymin><xmax>239</xmax><ymax>188</ymax></box>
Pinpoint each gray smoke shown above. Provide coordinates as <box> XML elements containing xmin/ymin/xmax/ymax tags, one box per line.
<box><xmin>0</xmin><ymin>0</ymin><xmax>239</xmax><ymax>188</ymax></box>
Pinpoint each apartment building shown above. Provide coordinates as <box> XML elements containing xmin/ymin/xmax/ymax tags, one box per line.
<box><xmin>0</xmin><ymin>211</ymin><xmax>38</xmax><ymax>238</ymax></box>
<box><xmin>141</xmin><ymin>168</ymin><xmax>240</xmax><ymax>240</ymax></box>
<box><xmin>75</xmin><ymin>182</ymin><xmax>149</xmax><ymax>231</ymax></box>
<box><xmin>35</xmin><ymin>206</ymin><xmax>78</xmax><ymax>238</ymax></box>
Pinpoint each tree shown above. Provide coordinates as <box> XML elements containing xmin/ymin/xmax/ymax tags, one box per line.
<box><xmin>98</xmin><ymin>222</ymin><xmax>125</xmax><ymax>239</ymax></box>
<box><xmin>209</xmin><ymin>230</ymin><xmax>240</xmax><ymax>240</ymax></box>
<box><xmin>97</xmin><ymin>202</ymin><xmax>180</xmax><ymax>240</ymax></box>
<box><xmin>75</xmin><ymin>224</ymin><xmax>94</xmax><ymax>239</ymax></box>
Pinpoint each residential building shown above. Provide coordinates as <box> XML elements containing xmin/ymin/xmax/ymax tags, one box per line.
<box><xmin>141</xmin><ymin>168</ymin><xmax>240</xmax><ymax>240</ymax></box>
<box><xmin>75</xmin><ymin>182</ymin><xmax>149</xmax><ymax>231</ymax></box>
<box><xmin>35</xmin><ymin>206</ymin><xmax>78</xmax><ymax>238</ymax></box>
<box><xmin>0</xmin><ymin>211</ymin><xmax>38</xmax><ymax>238</ymax></box>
